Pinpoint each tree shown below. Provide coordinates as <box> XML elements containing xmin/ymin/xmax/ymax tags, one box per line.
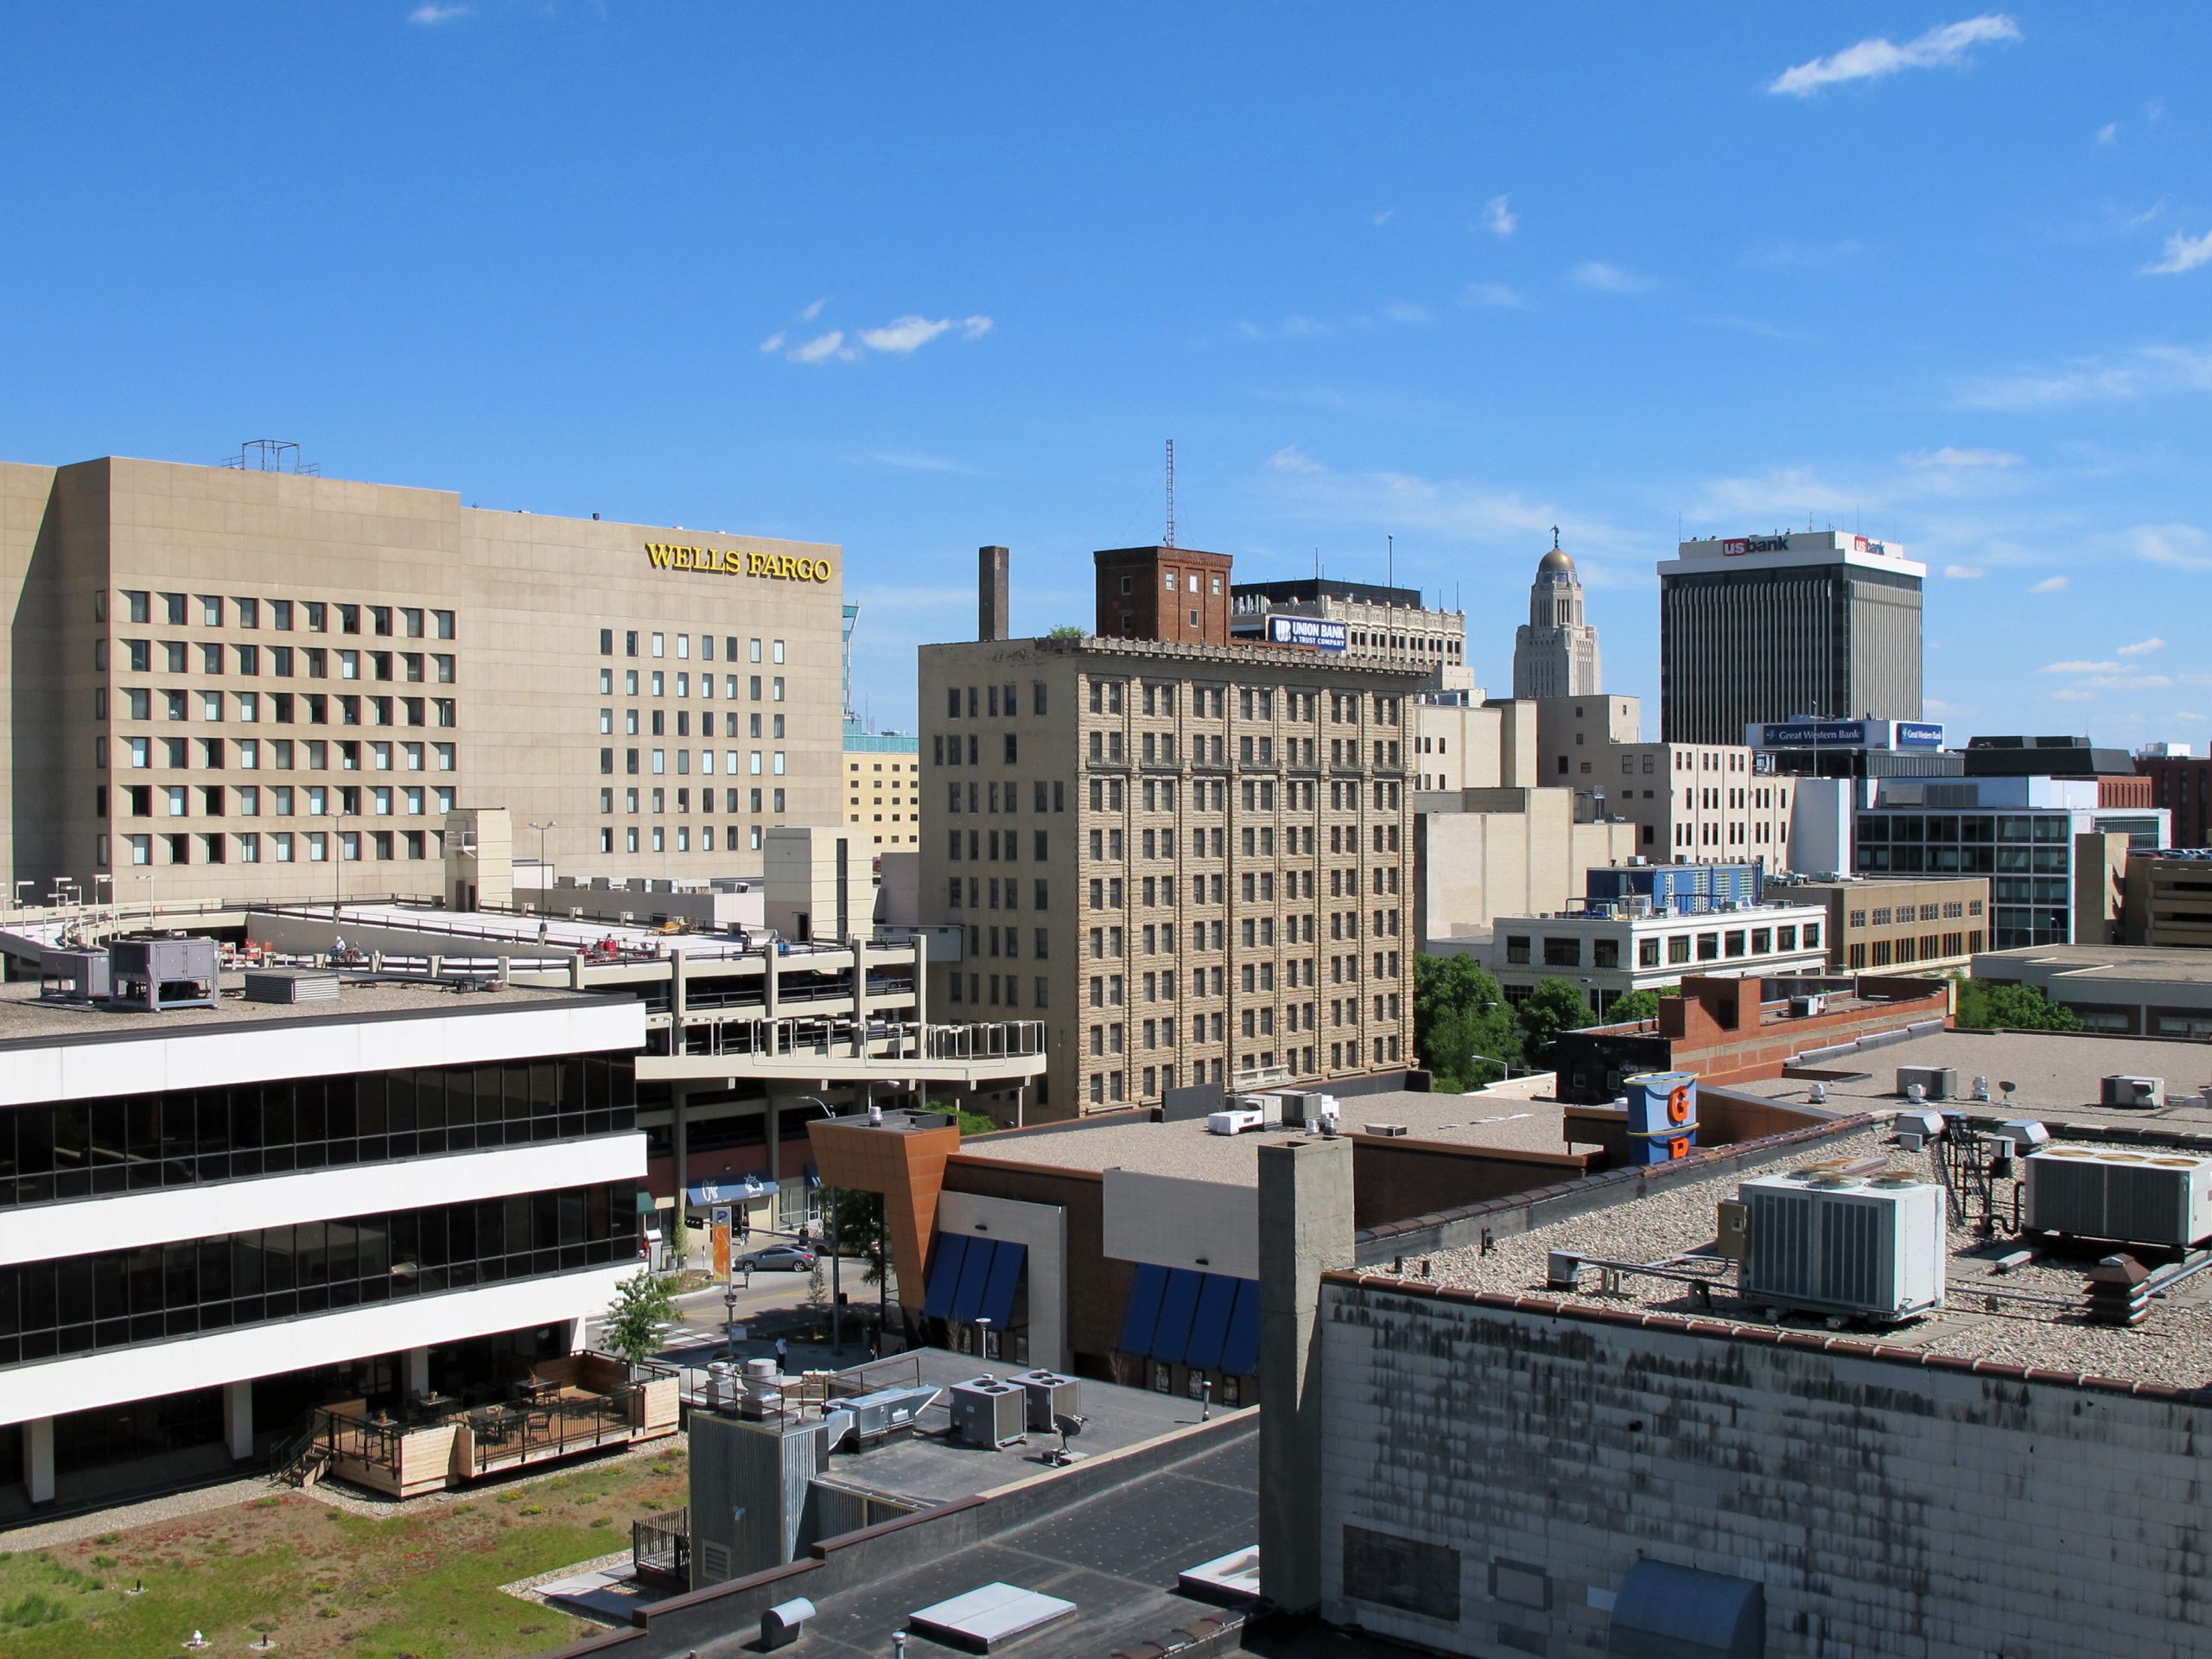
<box><xmin>602</xmin><ymin>1268</ymin><xmax>677</xmax><ymax>1371</ymax></box>
<box><xmin>1414</xmin><ymin>954</ymin><xmax>1522</xmax><ymax>1092</ymax></box>
<box><xmin>957</xmin><ymin>1109</ymin><xmax>1000</xmax><ymax>1137</ymax></box>
<box><xmin>1606</xmin><ymin>988</ymin><xmax>1669</xmax><ymax>1025</ymax></box>
<box><xmin>828</xmin><ymin>1187</ymin><xmax>889</xmax><ymax>1287</ymax></box>
<box><xmin>1955</xmin><ymin>978</ymin><xmax>2081</xmax><ymax>1032</ymax></box>
<box><xmin>1516</xmin><ymin>977</ymin><xmax>1598</xmax><ymax>1064</ymax></box>
<box><xmin>1046</xmin><ymin>625</ymin><xmax>1086</xmax><ymax>639</ymax></box>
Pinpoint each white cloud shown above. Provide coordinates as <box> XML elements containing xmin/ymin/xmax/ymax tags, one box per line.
<box><xmin>1943</xmin><ymin>563</ymin><xmax>1985</xmax><ymax>579</ymax></box>
<box><xmin>1478</xmin><ymin>195</ymin><xmax>1516</xmax><ymax>238</ymax></box>
<box><xmin>2176</xmin><ymin>710</ymin><xmax>2209</xmax><ymax>722</ymax></box>
<box><xmin>758</xmin><ymin>331</ymin><xmax>785</xmax><ymax>354</ymax></box>
<box><xmin>859</xmin><ymin>316</ymin><xmax>954</xmax><ymax>353</ymax></box>
<box><xmin>1383</xmin><ymin>300</ymin><xmax>1432</xmax><ymax>326</ymax></box>
<box><xmin>1570</xmin><ymin>261</ymin><xmax>1653</xmax><ymax>295</ymax></box>
<box><xmin>2119</xmin><ymin>638</ymin><xmax>2167</xmax><ymax>657</ymax></box>
<box><xmin>2145</xmin><ymin>229</ymin><xmax>2212</xmax><ymax>276</ymax></box>
<box><xmin>2128</xmin><ymin>522</ymin><xmax>2212</xmax><ymax>570</ymax></box>
<box><xmin>861</xmin><ymin>450</ymin><xmax>978</xmax><ymax>475</ymax></box>
<box><xmin>799</xmin><ymin>298</ymin><xmax>827</xmax><ymax>321</ymax></box>
<box><xmin>408</xmin><ymin>3</ymin><xmax>470</xmax><ymax>22</ymax></box>
<box><xmin>2050</xmin><ymin>686</ymin><xmax>2097</xmax><ymax>702</ymax></box>
<box><xmin>1768</xmin><ymin>15</ymin><xmax>2022</xmax><ymax>96</ymax></box>
<box><xmin>958</xmin><ymin>315</ymin><xmax>993</xmax><ymax>341</ymax></box>
<box><xmin>1904</xmin><ymin>447</ymin><xmax>2024</xmax><ymax>469</ymax></box>
<box><xmin>2043</xmin><ymin>659</ymin><xmax>2126</xmax><ymax>674</ymax></box>
<box><xmin>2096</xmin><ymin>122</ymin><xmax>2119</xmax><ymax>144</ymax></box>
<box><xmin>2031</xmin><ymin>575</ymin><xmax>2070</xmax><ymax>594</ymax></box>
<box><xmin>789</xmin><ymin>331</ymin><xmax>849</xmax><ymax>365</ymax></box>
<box><xmin>1958</xmin><ymin>345</ymin><xmax>2212</xmax><ymax>410</ymax></box>
<box><xmin>1461</xmin><ymin>282</ymin><xmax>1525</xmax><ymax>308</ymax></box>
<box><xmin>1267</xmin><ymin>445</ymin><xmax>1325</xmax><ymax>475</ymax></box>
<box><xmin>1372</xmin><ymin>208</ymin><xmax>1395</xmax><ymax>227</ymax></box>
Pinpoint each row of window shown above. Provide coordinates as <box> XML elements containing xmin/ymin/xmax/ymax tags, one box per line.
<box><xmin>0</xmin><ymin>1183</ymin><xmax>640</xmax><ymax>1368</ymax></box>
<box><xmin>1503</xmin><ymin>923</ymin><xmax>1820</xmax><ymax>969</ymax></box>
<box><xmin>111</xmin><ymin>691</ymin><xmax>455</xmax><ymax>730</ymax></box>
<box><xmin>111</xmin><ymin>644</ymin><xmax>454</xmax><ymax>682</ymax></box>
<box><xmin>1847</xmin><ymin>932</ymin><xmax>1982</xmax><ymax>969</ymax></box>
<box><xmin>1848</xmin><ymin>899</ymin><xmax>1982</xmax><ymax>926</ymax></box>
<box><xmin>117</xmin><ymin>593</ymin><xmax>454</xmax><ymax>637</ymax></box>
<box><xmin>601</xmin><ymin>823</ymin><xmax>775</xmax><ymax>855</ymax></box>
<box><xmin>601</xmin><ymin>630</ymin><xmax>784</xmax><ymax>664</ymax></box>
<box><xmin>115</xmin><ymin>783</ymin><xmax>454</xmax><ymax>818</ymax></box>
<box><xmin>599</xmin><ymin>668</ymin><xmax>785</xmax><ymax>701</ymax></box>
<box><xmin>599</xmin><ymin>748</ymin><xmax>786</xmax><ymax>777</ymax></box>
<box><xmin>596</xmin><ymin>786</ymin><xmax>785</xmax><ymax>817</ymax></box>
<box><xmin>603</xmin><ymin>709</ymin><xmax>784</xmax><ymax>739</ymax></box>
<box><xmin>0</xmin><ymin>1058</ymin><xmax>632</xmax><ymax>1210</ymax></box>
<box><xmin>117</xmin><ymin>829</ymin><xmax>439</xmax><ymax>868</ymax></box>
<box><xmin>114</xmin><ymin>737</ymin><xmax>454</xmax><ymax>773</ymax></box>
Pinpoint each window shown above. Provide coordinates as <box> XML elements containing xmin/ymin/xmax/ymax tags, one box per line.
<box><xmin>432</xmin><ymin>610</ymin><xmax>455</xmax><ymax>639</ymax></box>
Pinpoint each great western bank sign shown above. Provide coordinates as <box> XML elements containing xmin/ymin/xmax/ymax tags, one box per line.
<box><xmin>644</xmin><ymin>543</ymin><xmax>835</xmax><ymax>582</ymax></box>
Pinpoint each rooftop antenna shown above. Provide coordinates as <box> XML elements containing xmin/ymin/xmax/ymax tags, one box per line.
<box><xmin>1387</xmin><ymin>532</ymin><xmax>1394</xmax><ymax>588</ymax></box>
<box><xmin>1163</xmin><ymin>439</ymin><xmax>1176</xmax><ymax>548</ymax></box>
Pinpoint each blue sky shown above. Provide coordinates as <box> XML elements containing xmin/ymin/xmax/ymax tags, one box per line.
<box><xmin>4</xmin><ymin>8</ymin><xmax>2208</xmax><ymax>741</ymax></box>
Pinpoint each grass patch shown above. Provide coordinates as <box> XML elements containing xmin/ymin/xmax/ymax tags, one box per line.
<box><xmin>0</xmin><ymin>1443</ymin><xmax>689</xmax><ymax>1658</ymax></box>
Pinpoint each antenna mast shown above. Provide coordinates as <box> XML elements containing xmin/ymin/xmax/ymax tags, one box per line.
<box><xmin>1163</xmin><ymin>439</ymin><xmax>1176</xmax><ymax>548</ymax></box>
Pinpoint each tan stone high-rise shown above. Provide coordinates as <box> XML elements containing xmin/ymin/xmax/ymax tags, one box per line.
<box><xmin>921</xmin><ymin>547</ymin><xmax>1427</xmax><ymax>1122</ymax></box>
<box><xmin>0</xmin><ymin>455</ymin><xmax>846</xmax><ymax>904</ymax></box>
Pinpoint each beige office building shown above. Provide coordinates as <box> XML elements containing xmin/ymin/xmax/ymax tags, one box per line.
<box><xmin>0</xmin><ymin>456</ymin><xmax>846</xmax><ymax>906</ymax></box>
<box><xmin>921</xmin><ymin>548</ymin><xmax>1427</xmax><ymax>1121</ymax></box>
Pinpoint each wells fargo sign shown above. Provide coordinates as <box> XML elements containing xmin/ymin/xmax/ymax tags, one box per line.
<box><xmin>645</xmin><ymin>543</ymin><xmax>834</xmax><ymax>582</ymax></box>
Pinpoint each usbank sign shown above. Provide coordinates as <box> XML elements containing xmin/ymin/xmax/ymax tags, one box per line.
<box><xmin>645</xmin><ymin>543</ymin><xmax>835</xmax><ymax>582</ymax></box>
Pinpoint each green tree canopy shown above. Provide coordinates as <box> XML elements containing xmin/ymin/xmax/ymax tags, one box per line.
<box><xmin>601</xmin><ymin>1267</ymin><xmax>677</xmax><ymax>1371</ymax></box>
<box><xmin>1414</xmin><ymin>954</ymin><xmax>1522</xmax><ymax>1092</ymax></box>
<box><xmin>1955</xmin><ymin>978</ymin><xmax>2081</xmax><ymax>1032</ymax></box>
<box><xmin>1516</xmin><ymin>976</ymin><xmax>1598</xmax><ymax>1063</ymax></box>
<box><xmin>1605</xmin><ymin>988</ymin><xmax>1671</xmax><ymax>1025</ymax></box>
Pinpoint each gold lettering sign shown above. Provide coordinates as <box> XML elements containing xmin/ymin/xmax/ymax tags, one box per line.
<box><xmin>643</xmin><ymin>543</ymin><xmax>835</xmax><ymax>582</ymax></box>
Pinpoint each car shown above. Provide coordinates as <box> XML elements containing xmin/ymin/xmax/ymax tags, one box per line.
<box><xmin>740</xmin><ymin>1243</ymin><xmax>818</xmax><ymax>1272</ymax></box>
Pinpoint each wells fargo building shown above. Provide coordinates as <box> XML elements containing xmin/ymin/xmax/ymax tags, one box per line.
<box><xmin>0</xmin><ymin>456</ymin><xmax>846</xmax><ymax>905</ymax></box>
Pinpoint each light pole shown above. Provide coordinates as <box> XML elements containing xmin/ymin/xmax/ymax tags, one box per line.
<box><xmin>793</xmin><ymin>1095</ymin><xmax>842</xmax><ymax>1356</ymax></box>
<box><xmin>529</xmin><ymin>821</ymin><xmax>557</xmax><ymax>912</ymax></box>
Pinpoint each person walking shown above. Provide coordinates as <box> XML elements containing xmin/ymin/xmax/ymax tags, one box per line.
<box><xmin>773</xmin><ymin>1336</ymin><xmax>789</xmax><ymax>1371</ymax></box>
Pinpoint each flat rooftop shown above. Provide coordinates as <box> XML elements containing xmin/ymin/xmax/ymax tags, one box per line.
<box><xmin>1421</xmin><ymin>1122</ymin><xmax>2212</xmax><ymax>1389</ymax></box>
<box><xmin>1729</xmin><ymin>1027</ymin><xmax>2212</xmax><ymax>1135</ymax></box>
<box><xmin>0</xmin><ymin>971</ymin><xmax>592</xmax><ymax>1050</ymax></box>
<box><xmin>1979</xmin><ymin>943</ymin><xmax>2212</xmax><ymax>988</ymax></box>
<box><xmin>958</xmin><ymin>1091</ymin><xmax>1600</xmax><ymax>1187</ymax></box>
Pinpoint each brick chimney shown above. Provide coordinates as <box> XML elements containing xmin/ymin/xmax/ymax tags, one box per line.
<box><xmin>979</xmin><ymin>545</ymin><xmax>1010</xmax><ymax>641</ymax></box>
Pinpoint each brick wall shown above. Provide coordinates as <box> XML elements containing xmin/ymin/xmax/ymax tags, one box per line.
<box><xmin>1313</xmin><ymin>1279</ymin><xmax>2212</xmax><ymax>1658</ymax></box>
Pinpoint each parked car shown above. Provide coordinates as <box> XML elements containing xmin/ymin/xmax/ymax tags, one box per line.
<box><xmin>741</xmin><ymin>1243</ymin><xmax>818</xmax><ymax>1272</ymax></box>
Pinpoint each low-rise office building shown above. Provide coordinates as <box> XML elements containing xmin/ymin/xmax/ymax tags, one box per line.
<box><xmin>2122</xmin><ymin>849</ymin><xmax>2212</xmax><ymax>949</ymax></box>
<box><xmin>1971</xmin><ymin>941</ymin><xmax>2212</xmax><ymax>1039</ymax></box>
<box><xmin>1229</xmin><ymin>576</ymin><xmax>1471</xmax><ymax>693</ymax></box>
<box><xmin>1771</xmin><ymin>872</ymin><xmax>1991</xmax><ymax>973</ymax></box>
<box><xmin>1412</xmin><ymin>788</ymin><xmax>1637</xmax><ymax>955</ymax></box>
<box><xmin>843</xmin><ymin>720</ymin><xmax>920</xmax><ymax>855</ymax></box>
<box><xmin>1489</xmin><ymin>892</ymin><xmax>1827</xmax><ymax>1016</ymax></box>
<box><xmin>2138</xmin><ymin>753</ymin><xmax>2212</xmax><ymax>849</ymax></box>
<box><xmin>1852</xmin><ymin>775</ymin><xmax>2164</xmax><ymax>948</ymax></box>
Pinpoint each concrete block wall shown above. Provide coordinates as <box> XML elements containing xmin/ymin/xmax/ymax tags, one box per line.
<box><xmin>1313</xmin><ymin>1280</ymin><xmax>2212</xmax><ymax>1658</ymax></box>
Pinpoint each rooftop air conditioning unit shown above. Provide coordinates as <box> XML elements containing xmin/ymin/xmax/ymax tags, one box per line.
<box><xmin>1208</xmin><ymin>1107</ymin><xmax>1265</xmax><ymax>1136</ymax></box>
<box><xmin>1896</xmin><ymin>1065</ymin><xmax>1958</xmax><ymax>1102</ymax></box>
<box><xmin>2100</xmin><ymin>1075</ymin><xmax>2164</xmax><ymax>1109</ymax></box>
<box><xmin>2022</xmin><ymin>1146</ymin><xmax>2212</xmax><ymax>1249</ymax></box>
<box><xmin>1790</xmin><ymin>994</ymin><xmax>1828</xmax><ymax>1018</ymax></box>
<box><xmin>1738</xmin><ymin>1172</ymin><xmax>1945</xmax><ymax>1321</ymax></box>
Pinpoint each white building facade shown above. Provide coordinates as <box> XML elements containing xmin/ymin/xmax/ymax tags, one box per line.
<box><xmin>1488</xmin><ymin>900</ymin><xmax>1828</xmax><ymax>1015</ymax></box>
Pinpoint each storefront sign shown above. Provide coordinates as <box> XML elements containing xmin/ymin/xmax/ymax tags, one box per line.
<box><xmin>645</xmin><ymin>543</ymin><xmax>835</xmax><ymax>582</ymax></box>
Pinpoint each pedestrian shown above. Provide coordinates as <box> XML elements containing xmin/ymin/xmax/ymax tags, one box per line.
<box><xmin>774</xmin><ymin>1336</ymin><xmax>788</xmax><ymax>1370</ymax></box>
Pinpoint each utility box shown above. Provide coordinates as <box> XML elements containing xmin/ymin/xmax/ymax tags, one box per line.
<box><xmin>1896</xmin><ymin>1065</ymin><xmax>1959</xmax><ymax>1101</ymax></box>
<box><xmin>39</xmin><ymin>948</ymin><xmax>111</xmax><ymax>1002</ymax></box>
<box><xmin>1007</xmin><ymin>1370</ymin><xmax>1081</xmax><ymax>1432</ymax></box>
<box><xmin>107</xmin><ymin>937</ymin><xmax>220</xmax><ymax>1012</ymax></box>
<box><xmin>948</xmin><ymin>1376</ymin><xmax>1027</xmax><ymax>1447</ymax></box>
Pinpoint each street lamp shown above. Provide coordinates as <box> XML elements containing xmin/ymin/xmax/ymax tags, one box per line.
<box><xmin>793</xmin><ymin>1095</ymin><xmax>842</xmax><ymax>1356</ymax></box>
<box><xmin>529</xmin><ymin>821</ymin><xmax>557</xmax><ymax>912</ymax></box>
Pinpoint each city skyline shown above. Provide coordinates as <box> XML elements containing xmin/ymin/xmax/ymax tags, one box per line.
<box><xmin>3</xmin><ymin>9</ymin><xmax>2208</xmax><ymax>742</ymax></box>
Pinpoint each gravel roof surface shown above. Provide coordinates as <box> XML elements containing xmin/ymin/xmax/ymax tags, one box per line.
<box><xmin>1420</xmin><ymin>1124</ymin><xmax>2212</xmax><ymax>1389</ymax></box>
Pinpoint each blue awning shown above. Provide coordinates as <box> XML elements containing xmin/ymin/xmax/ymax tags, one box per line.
<box><xmin>1148</xmin><ymin>1269</ymin><xmax>1204</xmax><ymax>1367</ymax></box>
<box><xmin>1182</xmin><ymin>1274</ymin><xmax>1240</xmax><ymax>1373</ymax></box>
<box><xmin>950</xmin><ymin>1236</ymin><xmax>999</xmax><ymax>1325</ymax></box>
<box><xmin>1609</xmin><ymin>1560</ymin><xmax>1765</xmax><ymax>1659</ymax></box>
<box><xmin>685</xmin><ymin>1179</ymin><xmax>778</xmax><ymax>1206</ymax></box>
<box><xmin>1117</xmin><ymin>1268</ymin><xmax>1262</xmax><ymax>1376</ymax></box>
<box><xmin>1118</xmin><ymin>1263</ymin><xmax>1168</xmax><ymax>1355</ymax></box>
<box><xmin>1220</xmin><ymin>1279</ymin><xmax>1262</xmax><ymax>1376</ymax></box>
<box><xmin>979</xmin><ymin>1240</ymin><xmax>1027</xmax><ymax>1331</ymax></box>
<box><xmin>923</xmin><ymin>1233</ymin><xmax>971</xmax><ymax>1320</ymax></box>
